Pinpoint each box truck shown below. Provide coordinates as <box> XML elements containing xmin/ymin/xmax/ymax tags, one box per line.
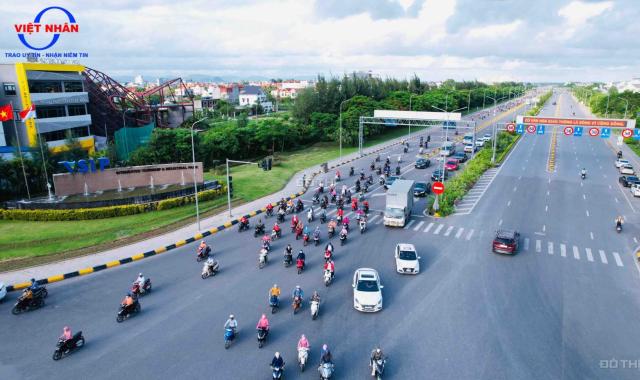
<box><xmin>384</xmin><ymin>179</ymin><xmax>414</xmax><ymax>227</ymax></box>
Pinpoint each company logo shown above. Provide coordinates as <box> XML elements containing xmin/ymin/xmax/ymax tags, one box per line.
<box><xmin>59</xmin><ymin>158</ymin><xmax>110</xmax><ymax>174</ymax></box>
<box><xmin>15</xmin><ymin>6</ymin><xmax>78</xmax><ymax>51</ymax></box>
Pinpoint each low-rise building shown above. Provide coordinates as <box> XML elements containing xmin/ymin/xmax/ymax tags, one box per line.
<box><xmin>239</xmin><ymin>85</ymin><xmax>273</xmax><ymax>112</ymax></box>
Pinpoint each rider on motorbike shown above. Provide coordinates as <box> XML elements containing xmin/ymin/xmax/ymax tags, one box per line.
<box><xmin>240</xmin><ymin>216</ymin><xmax>249</xmax><ymax>229</ymax></box>
<box><xmin>324</xmin><ymin>260</ymin><xmax>335</xmax><ymax>278</ymax></box>
<box><xmin>134</xmin><ymin>273</ymin><xmax>145</xmax><ymax>290</ymax></box>
<box><xmin>320</xmin><ymin>344</ymin><xmax>333</xmax><ymax>364</ymax></box>
<box><xmin>616</xmin><ymin>215</ymin><xmax>624</xmax><ymax>228</ymax></box>
<box><xmin>292</xmin><ymin>285</ymin><xmax>304</xmax><ymax>301</ymax></box>
<box><xmin>340</xmin><ymin>226</ymin><xmax>348</xmax><ymax>238</ymax></box>
<box><xmin>224</xmin><ymin>314</ymin><xmax>238</xmax><ymax>334</ymax></box>
<box><xmin>121</xmin><ymin>293</ymin><xmax>135</xmax><ymax>312</ymax></box>
<box><xmin>297</xmin><ymin>249</ymin><xmax>306</xmax><ymax>264</ymax></box>
<box><xmin>370</xmin><ymin>347</ymin><xmax>385</xmax><ymax>373</ymax></box>
<box><xmin>256</xmin><ymin>219</ymin><xmax>265</xmax><ymax>232</ymax></box>
<box><xmin>256</xmin><ymin>314</ymin><xmax>270</xmax><ymax>337</ymax></box>
<box><xmin>60</xmin><ymin>326</ymin><xmax>72</xmax><ymax>342</ymax></box>
<box><xmin>298</xmin><ymin>334</ymin><xmax>310</xmax><ymax>350</ymax></box>
<box><xmin>271</xmin><ymin>352</ymin><xmax>285</xmax><ymax>369</ymax></box>
<box><xmin>198</xmin><ymin>240</ymin><xmax>210</xmax><ymax>257</ymax></box>
<box><xmin>581</xmin><ymin>168</ymin><xmax>586</xmax><ymax>177</ymax></box>
<box><xmin>270</xmin><ymin>284</ymin><xmax>281</xmax><ymax>305</ymax></box>
<box><xmin>272</xmin><ymin>222</ymin><xmax>281</xmax><ymax>237</ymax></box>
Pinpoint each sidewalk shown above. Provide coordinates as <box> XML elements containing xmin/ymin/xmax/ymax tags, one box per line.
<box><xmin>0</xmin><ymin>97</ymin><xmax>530</xmax><ymax>285</ymax></box>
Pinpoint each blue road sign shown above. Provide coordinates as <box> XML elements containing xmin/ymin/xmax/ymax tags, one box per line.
<box><xmin>634</xmin><ymin>129</ymin><xmax>640</xmax><ymax>140</ymax></box>
<box><xmin>600</xmin><ymin>128</ymin><xmax>611</xmax><ymax>138</ymax></box>
<box><xmin>536</xmin><ymin>125</ymin><xmax>545</xmax><ymax>135</ymax></box>
<box><xmin>574</xmin><ymin>126</ymin><xmax>583</xmax><ymax>137</ymax></box>
<box><xmin>516</xmin><ymin>123</ymin><xmax>525</xmax><ymax>134</ymax></box>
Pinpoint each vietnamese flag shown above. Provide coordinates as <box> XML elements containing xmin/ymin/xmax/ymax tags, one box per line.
<box><xmin>0</xmin><ymin>104</ymin><xmax>13</xmax><ymax>122</ymax></box>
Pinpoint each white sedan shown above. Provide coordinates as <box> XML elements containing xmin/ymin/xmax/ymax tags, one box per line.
<box><xmin>632</xmin><ymin>184</ymin><xmax>640</xmax><ymax>197</ymax></box>
<box><xmin>395</xmin><ymin>243</ymin><xmax>420</xmax><ymax>274</ymax></box>
<box><xmin>464</xmin><ymin>144</ymin><xmax>475</xmax><ymax>153</ymax></box>
<box><xmin>352</xmin><ymin>268</ymin><xmax>383</xmax><ymax>312</ymax></box>
<box><xmin>615</xmin><ymin>159</ymin><xmax>630</xmax><ymax>168</ymax></box>
<box><xmin>620</xmin><ymin>164</ymin><xmax>635</xmax><ymax>175</ymax></box>
<box><xmin>475</xmin><ymin>139</ymin><xmax>485</xmax><ymax>147</ymax></box>
<box><xmin>0</xmin><ymin>282</ymin><xmax>6</xmax><ymax>303</ymax></box>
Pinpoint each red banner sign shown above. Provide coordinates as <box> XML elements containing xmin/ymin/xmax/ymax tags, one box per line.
<box><xmin>522</xmin><ymin>117</ymin><xmax>628</xmax><ymax>128</ymax></box>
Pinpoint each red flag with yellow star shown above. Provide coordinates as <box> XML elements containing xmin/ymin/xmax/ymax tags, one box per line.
<box><xmin>0</xmin><ymin>104</ymin><xmax>13</xmax><ymax>122</ymax></box>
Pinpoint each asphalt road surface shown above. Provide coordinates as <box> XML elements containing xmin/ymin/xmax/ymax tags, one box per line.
<box><xmin>10</xmin><ymin>92</ymin><xmax>639</xmax><ymax>380</ymax></box>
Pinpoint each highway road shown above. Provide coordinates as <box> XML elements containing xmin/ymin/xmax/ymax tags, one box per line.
<box><xmin>9</xmin><ymin>91</ymin><xmax>638</xmax><ymax>380</ymax></box>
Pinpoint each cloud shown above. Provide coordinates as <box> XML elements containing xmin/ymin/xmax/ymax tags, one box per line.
<box><xmin>0</xmin><ymin>0</ymin><xmax>635</xmax><ymax>82</ymax></box>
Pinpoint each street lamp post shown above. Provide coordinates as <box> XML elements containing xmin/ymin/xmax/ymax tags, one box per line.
<box><xmin>621</xmin><ymin>98</ymin><xmax>629</xmax><ymax>119</ymax></box>
<box><xmin>191</xmin><ymin>117</ymin><xmax>207</xmax><ymax>231</ymax></box>
<box><xmin>605</xmin><ymin>92</ymin><xmax>611</xmax><ymax>118</ymax></box>
<box><xmin>485</xmin><ymin>90</ymin><xmax>500</xmax><ymax>163</ymax></box>
<box><xmin>409</xmin><ymin>93</ymin><xmax>417</xmax><ymax>139</ymax></box>
<box><xmin>339</xmin><ymin>99</ymin><xmax>350</xmax><ymax>161</ymax></box>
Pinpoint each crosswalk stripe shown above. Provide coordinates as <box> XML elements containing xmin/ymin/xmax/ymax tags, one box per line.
<box><xmin>375</xmin><ymin>217</ymin><xmax>384</xmax><ymax>224</ymax></box>
<box><xmin>345</xmin><ymin>211</ymin><xmax>353</xmax><ymax>218</ymax></box>
<box><xmin>434</xmin><ymin>224</ymin><xmax>444</xmax><ymax>234</ymax></box>
<box><xmin>524</xmin><ymin>238</ymin><xmax>530</xmax><ymax>250</ymax></box>
<box><xmin>465</xmin><ymin>229</ymin><xmax>474</xmax><ymax>240</ymax></box>
<box><xmin>536</xmin><ymin>240</ymin><xmax>541</xmax><ymax>253</ymax></box>
<box><xmin>404</xmin><ymin>220</ymin><xmax>416</xmax><ymax>230</ymax></box>
<box><xmin>548</xmin><ymin>242</ymin><xmax>554</xmax><ymax>255</ymax></box>
<box><xmin>455</xmin><ymin>228</ymin><xmax>464</xmax><ymax>239</ymax></box>
<box><xmin>585</xmin><ymin>248</ymin><xmax>594</xmax><ymax>262</ymax></box>
<box><xmin>599</xmin><ymin>250</ymin><xmax>608</xmax><ymax>264</ymax></box>
<box><xmin>327</xmin><ymin>209</ymin><xmax>337</xmax><ymax>216</ymax></box>
<box><xmin>424</xmin><ymin>222</ymin><xmax>434</xmax><ymax>233</ymax></box>
<box><xmin>612</xmin><ymin>252</ymin><xmax>624</xmax><ymax>267</ymax></box>
<box><xmin>560</xmin><ymin>244</ymin><xmax>566</xmax><ymax>257</ymax></box>
<box><xmin>413</xmin><ymin>221</ymin><xmax>425</xmax><ymax>231</ymax></box>
<box><xmin>368</xmin><ymin>215</ymin><xmax>378</xmax><ymax>223</ymax></box>
<box><xmin>573</xmin><ymin>246</ymin><xmax>580</xmax><ymax>260</ymax></box>
<box><xmin>444</xmin><ymin>226</ymin><xmax>454</xmax><ymax>236</ymax></box>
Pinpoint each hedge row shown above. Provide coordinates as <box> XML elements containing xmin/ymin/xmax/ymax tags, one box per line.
<box><xmin>0</xmin><ymin>186</ymin><xmax>226</xmax><ymax>221</ymax></box>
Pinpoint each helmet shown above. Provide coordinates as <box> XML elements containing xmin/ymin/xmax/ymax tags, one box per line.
<box><xmin>376</xmin><ymin>348</ymin><xmax>381</xmax><ymax>353</ymax></box>
<box><xmin>63</xmin><ymin>326</ymin><xmax>70</xmax><ymax>331</ymax></box>
<box><xmin>275</xmin><ymin>352</ymin><xmax>280</xmax><ymax>358</ymax></box>
<box><xmin>229</xmin><ymin>314</ymin><xmax>234</xmax><ymax>319</ymax></box>
<box><xmin>138</xmin><ymin>273</ymin><xmax>143</xmax><ymax>276</ymax></box>
<box><xmin>301</xmin><ymin>334</ymin><xmax>306</xmax><ymax>339</ymax></box>
<box><xmin>31</xmin><ymin>278</ymin><xmax>36</xmax><ymax>283</ymax></box>
<box><xmin>201</xmin><ymin>240</ymin><xmax>205</xmax><ymax>244</ymax></box>
<box><xmin>296</xmin><ymin>285</ymin><xmax>301</xmax><ymax>289</ymax></box>
<box><xmin>261</xmin><ymin>314</ymin><xmax>266</xmax><ymax>319</ymax></box>
<box><xmin>273</xmin><ymin>284</ymin><xmax>278</xmax><ymax>288</ymax></box>
<box><xmin>323</xmin><ymin>344</ymin><xmax>328</xmax><ymax>350</ymax></box>
<box><xmin>127</xmin><ymin>293</ymin><xmax>131</xmax><ymax>297</ymax></box>
<box><xmin>299</xmin><ymin>250</ymin><xmax>303</xmax><ymax>254</ymax></box>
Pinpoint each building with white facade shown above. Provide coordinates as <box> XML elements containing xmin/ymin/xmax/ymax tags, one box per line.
<box><xmin>239</xmin><ymin>85</ymin><xmax>273</xmax><ymax>112</ymax></box>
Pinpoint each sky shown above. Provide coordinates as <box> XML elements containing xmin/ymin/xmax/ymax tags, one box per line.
<box><xmin>0</xmin><ymin>0</ymin><xmax>638</xmax><ymax>83</ymax></box>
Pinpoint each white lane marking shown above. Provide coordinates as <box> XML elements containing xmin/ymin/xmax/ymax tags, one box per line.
<box><xmin>560</xmin><ymin>244</ymin><xmax>566</xmax><ymax>257</ymax></box>
<box><xmin>413</xmin><ymin>221</ymin><xmax>425</xmax><ymax>231</ymax></box>
<box><xmin>586</xmin><ymin>248</ymin><xmax>594</xmax><ymax>262</ymax></box>
<box><xmin>542</xmin><ymin>225</ymin><xmax>546</xmax><ymax>232</ymax></box>
<box><xmin>609</xmin><ymin>185</ymin><xmax>612</xmax><ymax>189</ymax></box>
<box><xmin>583</xmin><ymin>194</ymin><xmax>586</xmax><ymax>200</ymax></box>
<box><xmin>548</xmin><ymin>178</ymin><xmax>551</xmax><ymax>184</ymax></box>
<box><xmin>434</xmin><ymin>224</ymin><xmax>444</xmax><ymax>234</ymax></box>
<box><xmin>580</xmin><ymin>182</ymin><xmax>583</xmax><ymax>187</ymax></box>
<box><xmin>465</xmin><ymin>229</ymin><xmax>474</xmax><ymax>240</ymax></box>
<box><xmin>498</xmin><ymin>219</ymin><xmax>503</xmax><ymax>226</ymax></box>
<box><xmin>375</xmin><ymin>217</ymin><xmax>384</xmax><ymax>224</ymax></box>
<box><xmin>327</xmin><ymin>209</ymin><xmax>337</xmax><ymax>216</ymax></box>
<box><xmin>444</xmin><ymin>226</ymin><xmax>454</xmax><ymax>236</ymax></box>
<box><xmin>368</xmin><ymin>215</ymin><xmax>379</xmax><ymax>223</ymax></box>
<box><xmin>547</xmin><ymin>191</ymin><xmax>550</xmax><ymax>196</ymax></box>
<box><xmin>536</xmin><ymin>240</ymin><xmax>541</xmax><ymax>253</ymax></box>
<box><xmin>548</xmin><ymin>242</ymin><xmax>554</xmax><ymax>255</ymax></box>
<box><xmin>635</xmin><ymin>237</ymin><xmax>639</xmax><ymax>244</ymax></box>
<box><xmin>345</xmin><ymin>211</ymin><xmax>354</xmax><ymax>218</ymax></box>
<box><xmin>513</xmin><ymin>186</ymin><xmax>517</xmax><ymax>192</ymax></box>
<box><xmin>590</xmin><ymin>232</ymin><xmax>594</xmax><ymax>240</ymax></box>
<box><xmin>615</xmin><ymin>197</ymin><xmax>619</xmax><ymax>203</ymax></box>
<box><xmin>612</xmin><ymin>252</ymin><xmax>624</xmax><ymax>267</ymax></box>
<box><xmin>507</xmin><ymin>200</ymin><xmax>511</xmax><ymax>207</ymax></box>
<box><xmin>518</xmin><ymin>175</ymin><xmax>522</xmax><ymax>180</ymax></box>
<box><xmin>604</xmin><ymin>174</ymin><xmax>607</xmax><ymax>179</ymax></box>
<box><xmin>455</xmin><ymin>228</ymin><xmax>464</xmax><ymax>239</ymax></box>
<box><xmin>424</xmin><ymin>222</ymin><xmax>434</xmax><ymax>233</ymax></box>
<box><xmin>573</xmin><ymin>246</ymin><xmax>580</xmax><ymax>260</ymax></box>
<box><xmin>545</xmin><ymin>205</ymin><xmax>548</xmax><ymax>212</ymax></box>
<box><xmin>586</xmin><ymin>210</ymin><xmax>590</xmax><ymax>217</ymax></box>
<box><xmin>404</xmin><ymin>220</ymin><xmax>416</xmax><ymax>230</ymax></box>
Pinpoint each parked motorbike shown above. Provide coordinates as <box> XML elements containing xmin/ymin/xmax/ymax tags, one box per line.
<box><xmin>298</xmin><ymin>347</ymin><xmax>309</xmax><ymax>372</ymax></box>
<box><xmin>257</xmin><ymin>328</ymin><xmax>268</xmax><ymax>348</ymax></box>
<box><xmin>224</xmin><ymin>327</ymin><xmax>236</xmax><ymax>349</ymax></box>
<box><xmin>311</xmin><ymin>298</ymin><xmax>320</xmax><ymax>320</ymax></box>
<box><xmin>131</xmin><ymin>278</ymin><xmax>152</xmax><ymax>296</ymax></box>
<box><xmin>201</xmin><ymin>261</ymin><xmax>220</xmax><ymax>279</ymax></box>
<box><xmin>52</xmin><ymin>331</ymin><xmax>85</xmax><ymax>361</ymax></box>
<box><xmin>319</xmin><ymin>362</ymin><xmax>335</xmax><ymax>379</ymax></box>
<box><xmin>116</xmin><ymin>300</ymin><xmax>141</xmax><ymax>323</ymax></box>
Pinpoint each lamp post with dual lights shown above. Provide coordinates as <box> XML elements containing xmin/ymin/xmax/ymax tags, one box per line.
<box><xmin>190</xmin><ymin>117</ymin><xmax>208</xmax><ymax>231</ymax></box>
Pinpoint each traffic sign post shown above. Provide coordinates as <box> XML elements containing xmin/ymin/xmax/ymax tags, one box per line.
<box><xmin>536</xmin><ymin>125</ymin><xmax>545</xmax><ymax>135</ymax></box>
<box><xmin>588</xmin><ymin>128</ymin><xmax>600</xmax><ymax>137</ymax></box>
<box><xmin>600</xmin><ymin>128</ymin><xmax>611</xmax><ymax>138</ymax></box>
<box><xmin>506</xmin><ymin>123</ymin><xmax>515</xmax><ymax>132</ymax></box>
<box><xmin>622</xmin><ymin>129</ymin><xmax>633</xmax><ymax>138</ymax></box>
<box><xmin>526</xmin><ymin>125</ymin><xmax>536</xmax><ymax>134</ymax></box>
<box><xmin>563</xmin><ymin>126</ymin><xmax>574</xmax><ymax>136</ymax></box>
<box><xmin>516</xmin><ymin>124</ymin><xmax>525</xmax><ymax>134</ymax></box>
<box><xmin>634</xmin><ymin>129</ymin><xmax>640</xmax><ymax>140</ymax></box>
<box><xmin>432</xmin><ymin>182</ymin><xmax>445</xmax><ymax>195</ymax></box>
<box><xmin>574</xmin><ymin>127</ymin><xmax>583</xmax><ymax>137</ymax></box>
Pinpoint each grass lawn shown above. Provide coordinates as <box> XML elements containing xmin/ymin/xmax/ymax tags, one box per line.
<box><xmin>205</xmin><ymin>125</ymin><xmax>429</xmax><ymax>199</ymax></box>
<box><xmin>0</xmin><ymin>196</ymin><xmax>230</xmax><ymax>269</ymax></box>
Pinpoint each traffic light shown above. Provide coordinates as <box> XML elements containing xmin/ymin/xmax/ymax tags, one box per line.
<box><xmin>267</xmin><ymin>157</ymin><xmax>272</xmax><ymax>171</ymax></box>
<box><xmin>228</xmin><ymin>175</ymin><xmax>233</xmax><ymax>198</ymax></box>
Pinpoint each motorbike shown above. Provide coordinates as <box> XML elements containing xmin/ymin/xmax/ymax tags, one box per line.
<box><xmin>403</xmin><ymin>147</ymin><xmax>408</xmax><ymax>153</ymax></box>
<box><xmin>271</xmin><ymin>365</ymin><xmax>284</xmax><ymax>379</ymax></box>
<box><xmin>52</xmin><ymin>331</ymin><xmax>85</xmax><ymax>361</ymax></box>
<box><xmin>257</xmin><ymin>328</ymin><xmax>268</xmax><ymax>348</ymax></box>
<box><xmin>355</xmin><ymin>183</ymin><xmax>361</xmax><ymax>193</ymax></box>
<box><xmin>131</xmin><ymin>278</ymin><xmax>152</xmax><ymax>296</ymax></box>
<box><xmin>617</xmin><ymin>151</ymin><xmax>623</xmax><ymax>159</ymax></box>
<box><xmin>116</xmin><ymin>300</ymin><xmax>141</xmax><ymax>323</ymax></box>
<box><xmin>296</xmin><ymin>228</ymin><xmax>303</xmax><ymax>240</ymax></box>
<box><xmin>271</xmin><ymin>229</ymin><xmax>281</xmax><ymax>240</ymax></box>
<box><xmin>319</xmin><ymin>362</ymin><xmax>335</xmax><ymax>379</ymax></box>
<box><xmin>320</xmin><ymin>212</ymin><xmax>327</xmax><ymax>224</ymax></box>
<box><xmin>328</xmin><ymin>227</ymin><xmax>335</xmax><ymax>238</ymax></box>
<box><xmin>314</xmin><ymin>233</ymin><xmax>320</xmax><ymax>246</ymax></box>
<box><xmin>371</xmin><ymin>358</ymin><xmax>386</xmax><ymax>379</ymax></box>
<box><xmin>349</xmin><ymin>167</ymin><xmax>355</xmax><ymax>176</ymax></box>
<box><xmin>270</xmin><ymin>295</ymin><xmax>279</xmax><ymax>314</ymax></box>
<box><xmin>395</xmin><ymin>166</ymin><xmax>401</xmax><ymax>175</ymax></box>
<box><xmin>324</xmin><ymin>269</ymin><xmax>332</xmax><ymax>287</ymax></box>
<box><xmin>196</xmin><ymin>247</ymin><xmax>211</xmax><ymax>262</ymax></box>
<box><xmin>259</xmin><ymin>249</ymin><xmax>269</xmax><ymax>269</ymax></box>
<box><xmin>298</xmin><ymin>347</ymin><xmax>309</xmax><ymax>371</ymax></box>
<box><xmin>616</xmin><ymin>222</ymin><xmax>622</xmax><ymax>233</ymax></box>
<box><xmin>335</xmin><ymin>174</ymin><xmax>341</xmax><ymax>182</ymax></box>
<box><xmin>277</xmin><ymin>213</ymin><xmax>285</xmax><ymax>223</ymax></box>
<box><xmin>12</xmin><ymin>289</ymin><xmax>46</xmax><ymax>315</ymax></box>
<box><xmin>375</xmin><ymin>154</ymin><xmax>381</xmax><ymax>162</ymax></box>
<box><xmin>292</xmin><ymin>296</ymin><xmax>302</xmax><ymax>314</ymax></box>
<box><xmin>378</xmin><ymin>177</ymin><xmax>385</xmax><ymax>185</ymax></box>
<box><xmin>370</xmin><ymin>162</ymin><xmax>375</xmax><ymax>170</ymax></box>
<box><xmin>303</xmin><ymin>233</ymin><xmax>310</xmax><ymax>246</ymax></box>
<box><xmin>238</xmin><ymin>220</ymin><xmax>250</xmax><ymax>232</ymax></box>
<box><xmin>312</xmin><ymin>194</ymin><xmax>320</xmax><ymax>204</ymax></box>
<box><xmin>311</xmin><ymin>298</ymin><xmax>320</xmax><ymax>320</ymax></box>
<box><xmin>254</xmin><ymin>224</ymin><xmax>265</xmax><ymax>237</ymax></box>
<box><xmin>296</xmin><ymin>202</ymin><xmax>304</xmax><ymax>213</ymax></box>
<box><xmin>340</xmin><ymin>232</ymin><xmax>347</xmax><ymax>246</ymax></box>
<box><xmin>307</xmin><ymin>210</ymin><xmax>314</xmax><ymax>223</ymax></box>
<box><xmin>266</xmin><ymin>208</ymin><xmax>274</xmax><ymax>217</ymax></box>
<box><xmin>284</xmin><ymin>252</ymin><xmax>293</xmax><ymax>267</ymax></box>
<box><xmin>297</xmin><ymin>258</ymin><xmax>305</xmax><ymax>274</ymax></box>
<box><xmin>224</xmin><ymin>327</ymin><xmax>236</xmax><ymax>349</ymax></box>
<box><xmin>286</xmin><ymin>205</ymin><xmax>294</xmax><ymax>214</ymax></box>
<box><xmin>360</xmin><ymin>221</ymin><xmax>367</xmax><ymax>234</ymax></box>
<box><xmin>201</xmin><ymin>261</ymin><xmax>220</xmax><ymax>279</ymax></box>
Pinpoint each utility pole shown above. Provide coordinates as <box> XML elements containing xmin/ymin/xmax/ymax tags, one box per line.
<box><xmin>191</xmin><ymin>117</ymin><xmax>208</xmax><ymax>231</ymax></box>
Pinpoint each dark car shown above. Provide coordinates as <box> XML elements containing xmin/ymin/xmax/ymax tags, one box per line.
<box><xmin>415</xmin><ymin>158</ymin><xmax>431</xmax><ymax>169</ymax></box>
<box><xmin>452</xmin><ymin>152</ymin><xmax>468</xmax><ymax>163</ymax></box>
<box><xmin>384</xmin><ymin>175</ymin><xmax>402</xmax><ymax>189</ymax></box>
<box><xmin>413</xmin><ymin>182</ymin><xmax>430</xmax><ymax>197</ymax></box>
<box><xmin>431</xmin><ymin>169</ymin><xmax>449</xmax><ymax>182</ymax></box>
<box><xmin>619</xmin><ymin>175</ymin><xmax>640</xmax><ymax>187</ymax></box>
<box><xmin>492</xmin><ymin>230</ymin><xmax>520</xmax><ymax>254</ymax></box>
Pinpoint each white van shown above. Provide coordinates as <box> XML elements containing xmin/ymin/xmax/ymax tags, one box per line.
<box><xmin>440</xmin><ymin>142</ymin><xmax>456</xmax><ymax>157</ymax></box>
